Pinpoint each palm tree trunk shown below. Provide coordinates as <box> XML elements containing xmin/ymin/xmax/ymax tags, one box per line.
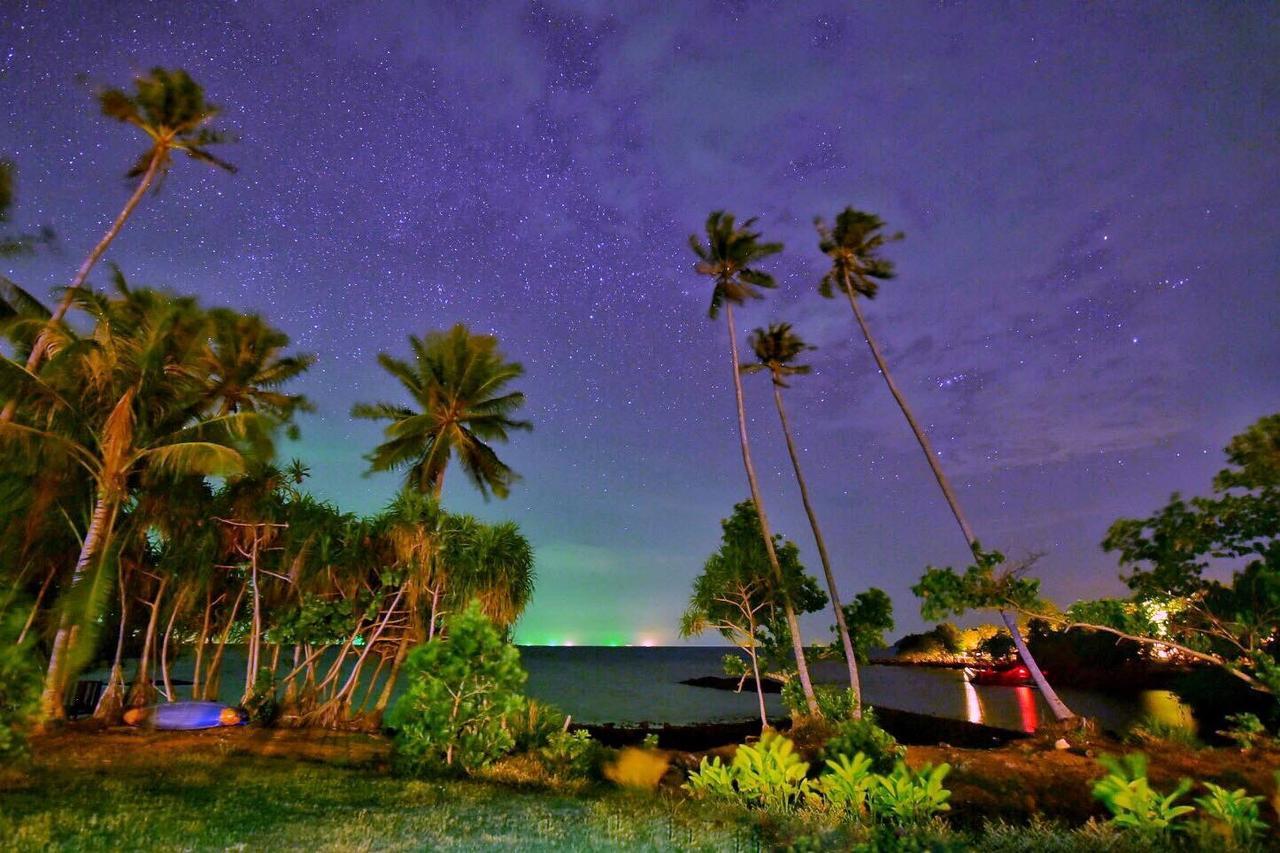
<box><xmin>159</xmin><ymin>588</ymin><xmax>185</xmax><ymax>701</ymax></box>
<box><xmin>0</xmin><ymin>146</ymin><xmax>164</xmax><ymax>423</ymax></box>
<box><xmin>93</xmin><ymin>564</ymin><xmax>131</xmax><ymax>722</ymax></box>
<box><xmin>770</xmin><ymin>381</ymin><xmax>863</xmax><ymax>715</ymax></box>
<box><xmin>38</xmin><ymin>489</ymin><xmax>115</xmax><ymax>725</ymax></box>
<box><xmin>840</xmin><ymin>275</ymin><xmax>1075</xmax><ymax>722</ymax></box>
<box><xmin>17</xmin><ymin>564</ymin><xmax>55</xmax><ymax>647</ymax></box>
<box><xmin>127</xmin><ymin>576</ymin><xmax>167</xmax><ymax>707</ymax></box>
<box><xmin>191</xmin><ymin>590</ymin><xmax>214</xmax><ymax>699</ymax></box>
<box><xmin>724</xmin><ymin>304</ymin><xmax>819</xmax><ymax>715</ymax></box>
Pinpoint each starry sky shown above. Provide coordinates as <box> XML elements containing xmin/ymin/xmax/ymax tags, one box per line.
<box><xmin>3</xmin><ymin>2</ymin><xmax>1277</xmax><ymax>645</ymax></box>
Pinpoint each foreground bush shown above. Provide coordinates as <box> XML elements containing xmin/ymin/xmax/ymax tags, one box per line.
<box><xmin>388</xmin><ymin>601</ymin><xmax>527</xmax><ymax>775</ymax></box>
<box><xmin>820</xmin><ymin>708</ymin><xmax>905</xmax><ymax>773</ymax></box>
<box><xmin>0</xmin><ymin>608</ymin><xmax>40</xmax><ymax>762</ymax></box>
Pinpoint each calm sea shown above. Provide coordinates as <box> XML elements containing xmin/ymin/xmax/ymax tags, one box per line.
<box><xmin>93</xmin><ymin>645</ymin><xmax>1176</xmax><ymax>733</ymax></box>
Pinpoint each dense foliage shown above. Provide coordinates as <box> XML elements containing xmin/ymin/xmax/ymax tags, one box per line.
<box><xmin>388</xmin><ymin>602</ymin><xmax>528</xmax><ymax>775</ymax></box>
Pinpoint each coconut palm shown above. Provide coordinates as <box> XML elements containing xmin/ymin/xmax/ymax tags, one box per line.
<box><xmin>203</xmin><ymin>308</ymin><xmax>316</xmax><ymax>427</ymax></box>
<box><xmin>353</xmin><ymin>324</ymin><xmax>531</xmax><ymax>500</ymax></box>
<box><xmin>689</xmin><ymin>210</ymin><xmax>819</xmax><ymax>715</ymax></box>
<box><xmin>816</xmin><ymin>207</ymin><xmax>1075</xmax><ymax>721</ymax></box>
<box><xmin>743</xmin><ymin>322</ymin><xmax>864</xmax><ymax>713</ymax></box>
<box><xmin>0</xmin><ymin>282</ymin><xmax>274</xmax><ymax>724</ymax></box>
<box><xmin>2</xmin><ymin>68</ymin><xmax>234</xmax><ymax>418</ymax></box>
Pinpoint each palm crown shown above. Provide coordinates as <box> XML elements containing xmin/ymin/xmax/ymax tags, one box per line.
<box><xmin>98</xmin><ymin>67</ymin><xmax>236</xmax><ymax>177</ymax></box>
<box><xmin>203</xmin><ymin>308</ymin><xmax>315</xmax><ymax>429</ymax></box>
<box><xmin>689</xmin><ymin>210</ymin><xmax>783</xmax><ymax>318</ymax></box>
<box><xmin>742</xmin><ymin>323</ymin><xmax>814</xmax><ymax>387</ymax></box>
<box><xmin>815</xmin><ymin>207</ymin><xmax>903</xmax><ymax>299</ymax></box>
<box><xmin>353</xmin><ymin>324</ymin><xmax>531</xmax><ymax>499</ymax></box>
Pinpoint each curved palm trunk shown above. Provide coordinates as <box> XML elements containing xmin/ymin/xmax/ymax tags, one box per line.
<box><xmin>841</xmin><ymin>277</ymin><xmax>1075</xmax><ymax>722</ymax></box>
<box><xmin>769</xmin><ymin>381</ymin><xmax>863</xmax><ymax>715</ymax></box>
<box><xmin>127</xmin><ymin>576</ymin><xmax>167</xmax><ymax>708</ymax></box>
<box><xmin>93</xmin><ymin>565</ymin><xmax>131</xmax><ymax>722</ymax></box>
<box><xmin>1</xmin><ymin>147</ymin><xmax>163</xmax><ymax>423</ymax></box>
<box><xmin>724</xmin><ymin>304</ymin><xmax>818</xmax><ymax>715</ymax></box>
<box><xmin>38</xmin><ymin>489</ymin><xmax>115</xmax><ymax>725</ymax></box>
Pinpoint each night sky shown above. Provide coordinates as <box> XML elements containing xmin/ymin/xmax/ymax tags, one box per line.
<box><xmin>3</xmin><ymin>3</ymin><xmax>1277</xmax><ymax>645</ymax></box>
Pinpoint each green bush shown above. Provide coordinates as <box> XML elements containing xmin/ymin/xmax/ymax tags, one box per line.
<box><xmin>538</xmin><ymin>729</ymin><xmax>599</xmax><ymax>779</ymax></box>
<box><xmin>388</xmin><ymin>601</ymin><xmax>527</xmax><ymax>775</ymax></box>
<box><xmin>1193</xmin><ymin>782</ymin><xmax>1268</xmax><ymax>848</ymax></box>
<box><xmin>683</xmin><ymin>730</ymin><xmax>811</xmax><ymax>812</ymax></box>
<box><xmin>820</xmin><ymin>709</ymin><xmax>905</xmax><ymax>773</ymax></box>
<box><xmin>812</xmin><ymin>751</ymin><xmax>876</xmax><ymax>817</ymax></box>
<box><xmin>871</xmin><ymin>761</ymin><xmax>952</xmax><ymax>826</ymax></box>
<box><xmin>1217</xmin><ymin>712</ymin><xmax>1268</xmax><ymax>751</ymax></box>
<box><xmin>509</xmin><ymin>699</ymin><xmax>566</xmax><ymax>752</ymax></box>
<box><xmin>1091</xmin><ymin>753</ymin><xmax>1194</xmax><ymax>838</ymax></box>
<box><xmin>1124</xmin><ymin>714</ymin><xmax>1201</xmax><ymax>749</ymax></box>
<box><xmin>0</xmin><ymin>608</ymin><xmax>40</xmax><ymax>763</ymax></box>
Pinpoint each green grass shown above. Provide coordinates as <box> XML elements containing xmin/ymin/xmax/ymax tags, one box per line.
<box><xmin>0</xmin><ymin>752</ymin><xmax>750</xmax><ymax>851</ymax></box>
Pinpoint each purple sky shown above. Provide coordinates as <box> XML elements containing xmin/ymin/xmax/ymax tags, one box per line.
<box><xmin>3</xmin><ymin>2</ymin><xmax>1278</xmax><ymax>644</ymax></box>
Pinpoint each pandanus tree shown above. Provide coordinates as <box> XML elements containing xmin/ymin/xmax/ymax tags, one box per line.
<box><xmin>816</xmin><ymin>207</ymin><xmax>1074</xmax><ymax>721</ymax></box>
<box><xmin>2</xmin><ymin>68</ymin><xmax>234</xmax><ymax>421</ymax></box>
<box><xmin>689</xmin><ymin>211</ymin><xmax>819</xmax><ymax>715</ymax></box>
<box><xmin>743</xmin><ymin>322</ymin><xmax>863</xmax><ymax>712</ymax></box>
<box><xmin>353</xmin><ymin>324</ymin><xmax>531</xmax><ymax>500</ymax></box>
<box><xmin>0</xmin><ymin>279</ymin><xmax>278</xmax><ymax>724</ymax></box>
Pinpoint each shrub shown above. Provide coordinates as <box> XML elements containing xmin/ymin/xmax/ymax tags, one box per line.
<box><xmin>0</xmin><ymin>608</ymin><xmax>40</xmax><ymax>763</ymax></box>
<box><xmin>243</xmin><ymin>667</ymin><xmax>280</xmax><ymax>726</ymax></box>
<box><xmin>820</xmin><ymin>709</ymin><xmax>905</xmax><ymax>773</ymax></box>
<box><xmin>539</xmin><ymin>728</ymin><xmax>599</xmax><ymax>779</ymax></box>
<box><xmin>683</xmin><ymin>731</ymin><xmax>811</xmax><ymax>812</ymax></box>
<box><xmin>871</xmin><ymin>761</ymin><xmax>952</xmax><ymax>826</ymax></box>
<box><xmin>388</xmin><ymin>601</ymin><xmax>527</xmax><ymax>775</ymax></box>
<box><xmin>812</xmin><ymin>752</ymin><xmax>876</xmax><ymax>818</ymax></box>
<box><xmin>1217</xmin><ymin>712</ymin><xmax>1268</xmax><ymax>751</ymax></box>
<box><xmin>1091</xmin><ymin>753</ymin><xmax>1194</xmax><ymax>837</ymax></box>
<box><xmin>509</xmin><ymin>699</ymin><xmax>566</xmax><ymax>752</ymax></box>
<box><xmin>603</xmin><ymin>746</ymin><xmax>669</xmax><ymax>790</ymax></box>
<box><xmin>1124</xmin><ymin>714</ymin><xmax>1200</xmax><ymax>749</ymax></box>
<box><xmin>1194</xmin><ymin>782</ymin><xmax>1268</xmax><ymax>848</ymax></box>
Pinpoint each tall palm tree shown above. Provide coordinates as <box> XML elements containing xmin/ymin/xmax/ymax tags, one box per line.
<box><xmin>816</xmin><ymin>207</ymin><xmax>1074</xmax><ymax>721</ymax></box>
<box><xmin>690</xmin><ymin>210</ymin><xmax>819</xmax><ymax>715</ymax></box>
<box><xmin>2</xmin><ymin>68</ymin><xmax>234</xmax><ymax>421</ymax></box>
<box><xmin>203</xmin><ymin>308</ymin><xmax>316</xmax><ymax>428</ymax></box>
<box><xmin>743</xmin><ymin>322</ymin><xmax>863</xmax><ymax>713</ymax></box>
<box><xmin>353</xmin><ymin>324</ymin><xmax>531</xmax><ymax>500</ymax></box>
<box><xmin>0</xmin><ymin>282</ymin><xmax>274</xmax><ymax>723</ymax></box>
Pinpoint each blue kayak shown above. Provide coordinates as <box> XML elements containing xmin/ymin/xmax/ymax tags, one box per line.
<box><xmin>124</xmin><ymin>701</ymin><xmax>247</xmax><ymax>730</ymax></box>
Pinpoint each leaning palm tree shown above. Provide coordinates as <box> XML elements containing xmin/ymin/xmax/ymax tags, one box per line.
<box><xmin>352</xmin><ymin>324</ymin><xmax>531</xmax><ymax>500</ymax></box>
<box><xmin>2</xmin><ymin>68</ymin><xmax>234</xmax><ymax>421</ymax></box>
<box><xmin>690</xmin><ymin>211</ymin><xmax>819</xmax><ymax>715</ymax></box>
<box><xmin>0</xmin><ymin>282</ymin><xmax>274</xmax><ymax>724</ymax></box>
<box><xmin>816</xmin><ymin>207</ymin><xmax>1074</xmax><ymax>721</ymax></box>
<box><xmin>743</xmin><ymin>322</ymin><xmax>863</xmax><ymax>713</ymax></box>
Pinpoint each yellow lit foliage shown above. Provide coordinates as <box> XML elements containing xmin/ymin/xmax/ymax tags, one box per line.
<box><xmin>603</xmin><ymin>747</ymin><xmax>669</xmax><ymax>791</ymax></box>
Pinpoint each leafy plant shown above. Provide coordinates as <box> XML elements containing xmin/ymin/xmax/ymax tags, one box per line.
<box><xmin>871</xmin><ymin>761</ymin><xmax>952</xmax><ymax>825</ymax></box>
<box><xmin>683</xmin><ymin>755</ymin><xmax>737</xmax><ymax>799</ymax></box>
<box><xmin>820</xmin><ymin>709</ymin><xmax>905</xmax><ymax>773</ymax></box>
<box><xmin>1124</xmin><ymin>714</ymin><xmax>1201</xmax><ymax>749</ymax></box>
<box><xmin>1091</xmin><ymin>753</ymin><xmax>1194</xmax><ymax>837</ymax></box>
<box><xmin>0</xmin><ymin>608</ymin><xmax>40</xmax><ymax>762</ymax></box>
<box><xmin>1217</xmin><ymin>712</ymin><xmax>1268</xmax><ymax>751</ymax></box>
<box><xmin>387</xmin><ymin>601</ymin><xmax>527</xmax><ymax>775</ymax></box>
<box><xmin>243</xmin><ymin>667</ymin><xmax>280</xmax><ymax>726</ymax></box>
<box><xmin>813</xmin><ymin>751</ymin><xmax>876</xmax><ymax>817</ymax></box>
<box><xmin>509</xmin><ymin>699</ymin><xmax>566</xmax><ymax>752</ymax></box>
<box><xmin>1194</xmin><ymin>782</ymin><xmax>1268</xmax><ymax>848</ymax></box>
<box><xmin>731</xmin><ymin>730</ymin><xmax>812</xmax><ymax>811</ymax></box>
<box><xmin>539</xmin><ymin>729</ymin><xmax>599</xmax><ymax>779</ymax></box>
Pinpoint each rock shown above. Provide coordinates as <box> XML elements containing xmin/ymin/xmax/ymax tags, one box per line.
<box><xmin>1054</xmin><ymin>738</ymin><xmax>1071</xmax><ymax>751</ymax></box>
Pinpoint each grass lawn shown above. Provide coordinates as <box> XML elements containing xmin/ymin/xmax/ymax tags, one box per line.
<box><xmin>0</xmin><ymin>730</ymin><xmax>751</xmax><ymax>851</ymax></box>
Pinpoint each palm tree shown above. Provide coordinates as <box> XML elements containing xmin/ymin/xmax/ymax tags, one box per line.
<box><xmin>2</xmin><ymin>68</ymin><xmax>234</xmax><ymax>421</ymax></box>
<box><xmin>353</xmin><ymin>324</ymin><xmax>531</xmax><ymax>500</ymax></box>
<box><xmin>689</xmin><ymin>210</ymin><xmax>819</xmax><ymax>715</ymax></box>
<box><xmin>816</xmin><ymin>207</ymin><xmax>1075</xmax><ymax>721</ymax></box>
<box><xmin>0</xmin><ymin>282</ymin><xmax>274</xmax><ymax>724</ymax></box>
<box><xmin>743</xmin><ymin>322</ymin><xmax>863</xmax><ymax>713</ymax></box>
<box><xmin>203</xmin><ymin>308</ymin><xmax>315</xmax><ymax>427</ymax></box>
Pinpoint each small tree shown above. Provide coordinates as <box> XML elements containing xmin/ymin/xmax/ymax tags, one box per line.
<box><xmin>388</xmin><ymin>600</ymin><xmax>528</xmax><ymax>775</ymax></box>
<box><xmin>0</xmin><ymin>607</ymin><xmax>40</xmax><ymax>762</ymax></box>
<box><xmin>839</xmin><ymin>588</ymin><xmax>895</xmax><ymax>664</ymax></box>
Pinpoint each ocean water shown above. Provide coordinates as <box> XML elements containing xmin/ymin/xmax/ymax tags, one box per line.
<box><xmin>93</xmin><ymin>645</ymin><xmax>1164</xmax><ymax>733</ymax></box>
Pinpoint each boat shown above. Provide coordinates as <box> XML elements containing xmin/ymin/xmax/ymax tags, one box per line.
<box><xmin>122</xmin><ymin>701</ymin><xmax>247</xmax><ymax>730</ymax></box>
<box><xmin>963</xmin><ymin>661</ymin><xmax>1039</xmax><ymax>687</ymax></box>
